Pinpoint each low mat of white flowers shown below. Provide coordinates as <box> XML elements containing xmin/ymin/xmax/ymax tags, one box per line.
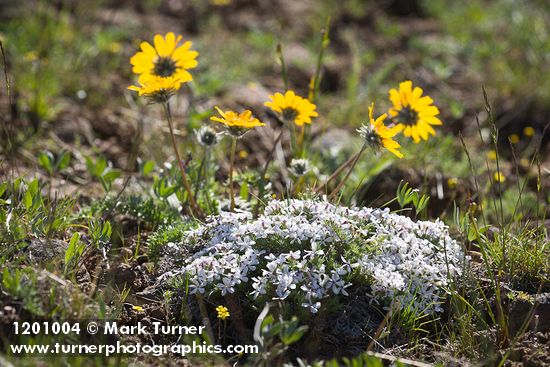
<box><xmin>162</xmin><ymin>199</ymin><xmax>466</xmax><ymax>314</ymax></box>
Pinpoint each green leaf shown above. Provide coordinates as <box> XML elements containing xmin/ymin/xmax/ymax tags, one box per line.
<box><xmin>56</xmin><ymin>151</ymin><xmax>71</xmax><ymax>171</ymax></box>
<box><xmin>467</xmin><ymin>226</ymin><xmax>478</xmax><ymax>242</ymax></box>
<box><xmin>239</xmin><ymin>180</ymin><xmax>249</xmax><ymax>200</ymax></box>
<box><xmin>261</xmin><ymin>314</ymin><xmax>274</xmax><ymax>330</ymax></box>
<box><xmin>102</xmin><ymin>169</ymin><xmax>121</xmax><ymax>183</ymax></box>
<box><xmin>141</xmin><ymin>160</ymin><xmax>155</xmax><ymax>176</ymax></box>
<box><xmin>23</xmin><ymin>189</ymin><xmax>33</xmax><ymax>211</ymax></box>
<box><xmin>0</xmin><ymin>182</ymin><xmax>7</xmax><ymax>197</ymax></box>
<box><xmin>281</xmin><ymin>325</ymin><xmax>308</xmax><ymax>345</ymax></box>
<box><xmin>38</xmin><ymin>151</ymin><xmax>54</xmax><ymax>174</ymax></box>
<box><xmin>95</xmin><ymin>158</ymin><xmax>108</xmax><ymax>177</ymax></box>
<box><xmin>99</xmin><ymin>169</ymin><xmax>121</xmax><ymax>192</ymax></box>
<box><xmin>84</xmin><ymin>155</ymin><xmax>95</xmax><ymax>175</ymax></box>
<box><xmin>64</xmin><ymin>232</ymin><xmax>83</xmax><ymax>274</ymax></box>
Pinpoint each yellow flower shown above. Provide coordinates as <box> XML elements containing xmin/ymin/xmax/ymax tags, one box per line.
<box><xmin>523</xmin><ymin>126</ymin><xmax>535</xmax><ymax>137</ymax></box>
<box><xmin>264</xmin><ymin>90</ymin><xmax>318</xmax><ymax>126</ymax></box>
<box><xmin>132</xmin><ymin>305</ymin><xmax>145</xmax><ymax>313</ymax></box>
<box><xmin>487</xmin><ymin>150</ymin><xmax>497</xmax><ymax>161</ymax></box>
<box><xmin>130</xmin><ymin>32</ymin><xmax>198</xmax><ymax>89</ymax></box>
<box><xmin>216</xmin><ymin>305</ymin><xmax>230</xmax><ymax>320</ymax></box>
<box><xmin>210</xmin><ymin>107</ymin><xmax>265</xmax><ymax>136</ymax></box>
<box><xmin>509</xmin><ymin>134</ymin><xmax>520</xmax><ymax>144</ymax></box>
<box><xmin>238</xmin><ymin>150</ymin><xmax>249</xmax><ymax>159</ymax></box>
<box><xmin>494</xmin><ymin>172</ymin><xmax>506</xmax><ymax>183</ymax></box>
<box><xmin>447</xmin><ymin>177</ymin><xmax>458</xmax><ymax>189</ymax></box>
<box><xmin>357</xmin><ymin>103</ymin><xmax>404</xmax><ymax>158</ymax></box>
<box><xmin>24</xmin><ymin>50</ymin><xmax>38</xmax><ymax>62</ymax></box>
<box><xmin>389</xmin><ymin>81</ymin><xmax>442</xmax><ymax>143</ymax></box>
<box><xmin>128</xmin><ymin>75</ymin><xmax>188</xmax><ymax>103</ymax></box>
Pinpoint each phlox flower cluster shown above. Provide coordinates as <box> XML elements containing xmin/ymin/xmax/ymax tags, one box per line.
<box><xmin>165</xmin><ymin>199</ymin><xmax>465</xmax><ymax>314</ymax></box>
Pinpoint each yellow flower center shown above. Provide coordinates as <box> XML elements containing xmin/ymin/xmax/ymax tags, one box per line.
<box><xmin>359</xmin><ymin>125</ymin><xmax>382</xmax><ymax>149</ymax></box>
<box><xmin>282</xmin><ymin>107</ymin><xmax>298</xmax><ymax>122</ymax></box>
<box><xmin>397</xmin><ymin>106</ymin><xmax>419</xmax><ymax>126</ymax></box>
<box><xmin>154</xmin><ymin>57</ymin><xmax>178</xmax><ymax>77</ymax></box>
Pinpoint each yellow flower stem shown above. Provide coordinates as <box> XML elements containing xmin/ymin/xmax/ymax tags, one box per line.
<box><xmin>229</xmin><ymin>136</ymin><xmax>237</xmax><ymax>211</ymax></box>
<box><xmin>298</xmin><ymin>124</ymin><xmax>306</xmax><ymax>158</ymax></box>
<box><xmin>194</xmin><ymin>147</ymin><xmax>208</xmax><ymax>202</ymax></box>
<box><xmin>293</xmin><ymin>175</ymin><xmax>305</xmax><ymax>196</ymax></box>
<box><xmin>314</xmin><ymin>150</ymin><xmax>361</xmax><ymax>195</ymax></box>
<box><xmin>289</xmin><ymin>120</ymin><xmax>298</xmax><ymax>156</ymax></box>
<box><xmin>253</xmin><ymin>129</ymin><xmax>284</xmax><ymax>218</ymax></box>
<box><xmin>328</xmin><ymin>143</ymin><xmax>367</xmax><ymax>201</ymax></box>
<box><xmin>194</xmin><ymin>147</ymin><xmax>215</xmax><ymax>214</ymax></box>
<box><xmin>260</xmin><ymin>129</ymin><xmax>284</xmax><ymax>181</ymax></box>
<box><xmin>162</xmin><ymin>102</ymin><xmax>203</xmax><ymax>219</ymax></box>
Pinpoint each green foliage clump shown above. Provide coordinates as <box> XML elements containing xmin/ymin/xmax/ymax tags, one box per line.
<box><xmin>0</xmin><ymin>178</ymin><xmax>75</xmax><ymax>260</ymax></box>
<box><xmin>484</xmin><ymin>227</ymin><xmax>550</xmax><ymax>292</ymax></box>
<box><xmin>81</xmin><ymin>195</ymin><xmax>181</xmax><ymax>229</ymax></box>
<box><xmin>147</xmin><ymin>221</ymin><xmax>195</xmax><ymax>265</ymax></box>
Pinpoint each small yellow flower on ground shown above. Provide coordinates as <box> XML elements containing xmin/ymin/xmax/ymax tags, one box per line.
<box><xmin>238</xmin><ymin>150</ymin><xmax>248</xmax><ymax>159</ymax></box>
<box><xmin>264</xmin><ymin>90</ymin><xmax>318</xmax><ymax>126</ymax></box>
<box><xmin>523</xmin><ymin>126</ymin><xmax>535</xmax><ymax>137</ymax></box>
<box><xmin>509</xmin><ymin>134</ymin><xmax>520</xmax><ymax>144</ymax></box>
<box><xmin>216</xmin><ymin>305</ymin><xmax>230</xmax><ymax>320</ymax></box>
<box><xmin>447</xmin><ymin>177</ymin><xmax>458</xmax><ymax>189</ymax></box>
<box><xmin>210</xmin><ymin>107</ymin><xmax>265</xmax><ymax>136</ymax></box>
<box><xmin>132</xmin><ymin>305</ymin><xmax>145</xmax><ymax>313</ymax></box>
<box><xmin>494</xmin><ymin>171</ymin><xmax>506</xmax><ymax>183</ymax></box>
<box><xmin>24</xmin><ymin>50</ymin><xmax>38</xmax><ymax>61</ymax></box>
<box><xmin>357</xmin><ymin>104</ymin><xmax>404</xmax><ymax>158</ymax></box>
<box><xmin>130</xmin><ymin>32</ymin><xmax>198</xmax><ymax>89</ymax></box>
<box><xmin>487</xmin><ymin>150</ymin><xmax>497</xmax><ymax>161</ymax></box>
<box><xmin>389</xmin><ymin>81</ymin><xmax>442</xmax><ymax>143</ymax></box>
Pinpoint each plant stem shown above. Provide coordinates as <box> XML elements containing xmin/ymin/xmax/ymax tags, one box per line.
<box><xmin>253</xmin><ymin>129</ymin><xmax>284</xmax><ymax>218</ymax></box>
<box><xmin>194</xmin><ymin>147</ymin><xmax>208</xmax><ymax>202</ymax></box>
<box><xmin>298</xmin><ymin>124</ymin><xmax>306</xmax><ymax>158</ymax></box>
<box><xmin>328</xmin><ymin>143</ymin><xmax>366</xmax><ymax>200</ymax></box>
<box><xmin>314</xmin><ymin>150</ymin><xmax>361</xmax><ymax>195</ymax></box>
<box><xmin>260</xmin><ymin>129</ymin><xmax>284</xmax><ymax>181</ymax></box>
<box><xmin>229</xmin><ymin>136</ymin><xmax>237</xmax><ymax>211</ymax></box>
<box><xmin>162</xmin><ymin>102</ymin><xmax>203</xmax><ymax>219</ymax></box>
<box><xmin>289</xmin><ymin>120</ymin><xmax>298</xmax><ymax>156</ymax></box>
<box><xmin>293</xmin><ymin>175</ymin><xmax>304</xmax><ymax>196</ymax></box>
<box><xmin>308</xmin><ymin>16</ymin><xmax>330</xmax><ymax>103</ymax></box>
<box><xmin>276</xmin><ymin>43</ymin><xmax>289</xmax><ymax>91</ymax></box>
